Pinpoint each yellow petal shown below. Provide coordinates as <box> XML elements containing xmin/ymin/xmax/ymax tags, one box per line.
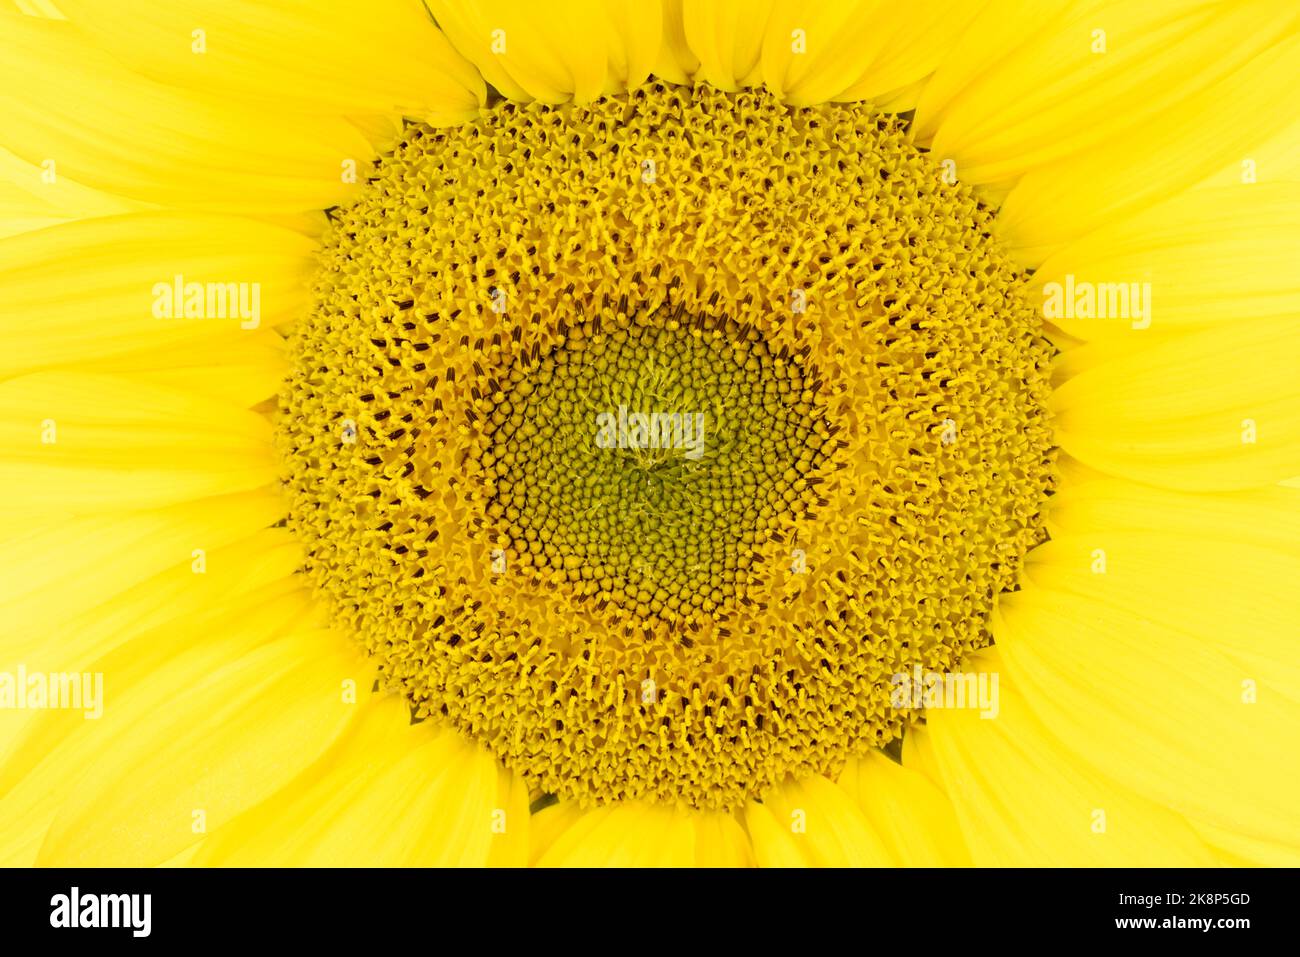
<box><xmin>997</xmin><ymin>537</ymin><xmax>1300</xmax><ymax>857</ymax></box>
<box><xmin>1</xmin><ymin>590</ymin><xmax>363</xmax><ymax>867</ymax></box>
<box><xmin>0</xmin><ymin>490</ymin><xmax>285</xmax><ymax>650</ymax></box>
<box><xmin>427</xmin><ymin>0</ymin><xmax>656</xmax><ymax>105</ymax></box>
<box><xmin>194</xmin><ymin>694</ymin><xmax>524</xmax><ymax>866</ymax></box>
<box><xmin>1051</xmin><ymin>316</ymin><xmax>1300</xmax><ymax>490</ymax></box>
<box><xmin>921</xmin><ymin>1</ymin><xmax>1299</xmax><ymax>193</ymax></box>
<box><xmin>693</xmin><ymin>810</ymin><xmax>755</xmax><ymax>867</ymax></box>
<box><xmin>534</xmin><ymin>801</ymin><xmax>696</xmax><ymax>866</ymax></box>
<box><xmin>13</xmin><ymin>0</ymin><xmax>62</xmax><ymax>16</ymax></box>
<box><xmin>3</xmin><ymin>526</ymin><xmax>301</xmax><ymax>675</ymax></box>
<box><xmin>103</xmin><ymin>331</ymin><xmax>286</xmax><ymax>408</ymax></box>
<box><xmin>349</xmin><ymin>114</ymin><xmax>406</xmax><ymax>156</ymax></box>
<box><xmin>762</xmin><ymin>1</ymin><xmax>891</xmax><ymax>105</ymax></box>
<box><xmin>1031</xmin><ymin>184</ymin><xmax>1300</xmax><ymax>341</ymax></box>
<box><xmin>1046</xmin><ymin>476</ymin><xmax>1300</xmax><ymax>561</ymax></box>
<box><xmin>0</xmin><ymin>371</ymin><xmax>277</xmax><ymax>511</ymax></box>
<box><xmin>681</xmin><ymin>0</ymin><xmax>776</xmax><ymax>91</ymax></box>
<box><xmin>598</xmin><ymin>0</ymin><xmax>665</xmax><ymax>96</ymax></box>
<box><xmin>0</xmin><ymin>574</ymin><xmax>318</xmax><ymax>784</ymax></box>
<box><xmin>487</xmin><ymin>763</ymin><xmax>533</xmax><ymax>867</ymax></box>
<box><xmin>1026</xmin><ymin>526</ymin><xmax>1300</xmax><ymax>706</ymax></box>
<box><xmin>900</xmin><ymin>722</ymin><xmax>945</xmax><ymax>787</ymax></box>
<box><xmin>53</xmin><ymin>0</ymin><xmax>485</xmax><ymax>124</ymax></box>
<box><xmin>742</xmin><ymin>799</ymin><xmax>808</xmax><ymax>867</ymax></box>
<box><xmin>530</xmin><ymin>801</ymin><xmax>747</xmax><ymax>867</ymax></box>
<box><xmin>0</xmin><ymin>212</ymin><xmax>314</xmax><ymax>378</ymax></box>
<box><xmin>912</xmin><ymin>0</ymin><xmax>1073</xmax><ymax>145</ymax></box>
<box><xmin>995</xmin><ymin>31</ymin><xmax>1300</xmax><ymax>266</ymax></box>
<box><xmin>837</xmin><ymin>750</ymin><xmax>972</xmax><ymax>866</ymax></box>
<box><xmin>526</xmin><ymin>800</ymin><xmax>587</xmax><ymax>865</ymax></box>
<box><xmin>1195</xmin><ymin>112</ymin><xmax>1300</xmax><ymax>188</ymax></box>
<box><xmin>747</xmin><ymin>774</ymin><xmax>891</xmax><ymax>866</ymax></box>
<box><xmin>869</xmin><ymin>75</ymin><xmax>930</xmax><ymax>113</ymax></box>
<box><xmin>1190</xmin><ymin>821</ymin><xmax>1300</xmax><ymax>868</ymax></box>
<box><xmin>0</xmin><ymin>11</ymin><xmax>374</xmax><ymax>213</ymax></box>
<box><xmin>762</xmin><ymin>0</ymin><xmax>986</xmax><ymax>108</ymax></box>
<box><xmin>1036</xmin><ymin>475</ymin><xmax>1300</xmax><ymax>695</ymax></box>
<box><xmin>921</xmin><ymin>650</ymin><xmax>1216</xmax><ymax>865</ymax></box>
<box><xmin>654</xmin><ymin>0</ymin><xmax>701</xmax><ymax>84</ymax></box>
<box><xmin>0</xmin><ymin>146</ymin><xmax>147</xmax><ymax>240</ymax></box>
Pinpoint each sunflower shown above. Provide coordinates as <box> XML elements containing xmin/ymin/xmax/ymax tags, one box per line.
<box><xmin>2</xmin><ymin>0</ymin><xmax>1298</xmax><ymax>868</ymax></box>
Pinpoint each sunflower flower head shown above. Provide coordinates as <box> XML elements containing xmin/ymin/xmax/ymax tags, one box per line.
<box><xmin>281</xmin><ymin>83</ymin><xmax>1054</xmax><ymax>808</ymax></box>
<box><xmin>6</xmin><ymin>0</ymin><xmax>1299</xmax><ymax>870</ymax></box>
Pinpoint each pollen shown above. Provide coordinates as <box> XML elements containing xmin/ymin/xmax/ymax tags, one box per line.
<box><xmin>278</xmin><ymin>83</ymin><xmax>1056</xmax><ymax>809</ymax></box>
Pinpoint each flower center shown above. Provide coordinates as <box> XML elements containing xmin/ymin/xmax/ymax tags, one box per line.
<box><xmin>483</xmin><ymin>307</ymin><xmax>830</xmax><ymax>623</ymax></box>
<box><xmin>279</xmin><ymin>83</ymin><xmax>1055</xmax><ymax>810</ymax></box>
